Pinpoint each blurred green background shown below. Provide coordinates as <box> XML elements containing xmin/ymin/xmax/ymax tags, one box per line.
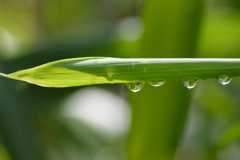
<box><xmin>1</xmin><ymin>0</ymin><xmax>240</xmax><ymax>160</ymax></box>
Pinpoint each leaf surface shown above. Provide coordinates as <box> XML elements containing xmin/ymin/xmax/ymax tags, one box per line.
<box><xmin>2</xmin><ymin>57</ymin><xmax>240</xmax><ymax>87</ymax></box>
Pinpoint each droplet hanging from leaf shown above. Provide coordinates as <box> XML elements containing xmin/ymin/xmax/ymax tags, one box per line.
<box><xmin>126</xmin><ymin>82</ymin><xmax>144</xmax><ymax>92</ymax></box>
<box><xmin>218</xmin><ymin>75</ymin><xmax>233</xmax><ymax>85</ymax></box>
<box><xmin>182</xmin><ymin>78</ymin><xmax>199</xmax><ymax>89</ymax></box>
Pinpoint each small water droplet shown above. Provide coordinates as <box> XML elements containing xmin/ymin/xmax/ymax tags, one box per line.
<box><xmin>182</xmin><ymin>78</ymin><xmax>199</xmax><ymax>89</ymax></box>
<box><xmin>218</xmin><ymin>75</ymin><xmax>233</xmax><ymax>85</ymax></box>
<box><xmin>148</xmin><ymin>80</ymin><xmax>165</xmax><ymax>87</ymax></box>
<box><xmin>126</xmin><ymin>82</ymin><xmax>144</xmax><ymax>92</ymax></box>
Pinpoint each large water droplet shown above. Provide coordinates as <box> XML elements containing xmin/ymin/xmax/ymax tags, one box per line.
<box><xmin>182</xmin><ymin>78</ymin><xmax>199</xmax><ymax>89</ymax></box>
<box><xmin>148</xmin><ymin>80</ymin><xmax>165</xmax><ymax>87</ymax></box>
<box><xmin>126</xmin><ymin>82</ymin><xmax>144</xmax><ymax>92</ymax></box>
<box><xmin>218</xmin><ymin>75</ymin><xmax>233</xmax><ymax>85</ymax></box>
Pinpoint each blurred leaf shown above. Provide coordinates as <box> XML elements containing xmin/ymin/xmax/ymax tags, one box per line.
<box><xmin>2</xmin><ymin>58</ymin><xmax>240</xmax><ymax>87</ymax></box>
<box><xmin>127</xmin><ymin>0</ymin><xmax>205</xmax><ymax>159</ymax></box>
<box><xmin>0</xmin><ymin>74</ymin><xmax>41</xmax><ymax>160</ymax></box>
<box><xmin>198</xmin><ymin>11</ymin><xmax>240</xmax><ymax>58</ymax></box>
<box><xmin>196</xmin><ymin>80</ymin><xmax>239</xmax><ymax>121</ymax></box>
<box><xmin>215</xmin><ymin>123</ymin><xmax>240</xmax><ymax>148</ymax></box>
<box><xmin>0</xmin><ymin>144</ymin><xmax>11</xmax><ymax>160</ymax></box>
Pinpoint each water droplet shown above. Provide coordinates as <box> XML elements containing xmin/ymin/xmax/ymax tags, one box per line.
<box><xmin>182</xmin><ymin>78</ymin><xmax>199</xmax><ymax>89</ymax></box>
<box><xmin>218</xmin><ymin>75</ymin><xmax>233</xmax><ymax>85</ymax></box>
<box><xmin>126</xmin><ymin>82</ymin><xmax>144</xmax><ymax>92</ymax></box>
<box><xmin>148</xmin><ymin>80</ymin><xmax>165</xmax><ymax>87</ymax></box>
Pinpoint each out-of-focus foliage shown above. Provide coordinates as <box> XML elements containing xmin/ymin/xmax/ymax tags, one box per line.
<box><xmin>175</xmin><ymin>1</ymin><xmax>240</xmax><ymax>160</ymax></box>
<box><xmin>1</xmin><ymin>0</ymin><xmax>240</xmax><ymax>160</ymax></box>
<box><xmin>198</xmin><ymin>11</ymin><xmax>240</xmax><ymax>58</ymax></box>
<box><xmin>127</xmin><ymin>0</ymin><xmax>204</xmax><ymax>159</ymax></box>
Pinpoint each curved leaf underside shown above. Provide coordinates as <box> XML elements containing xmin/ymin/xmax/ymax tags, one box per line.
<box><xmin>2</xmin><ymin>57</ymin><xmax>240</xmax><ymax>87</ymax></box>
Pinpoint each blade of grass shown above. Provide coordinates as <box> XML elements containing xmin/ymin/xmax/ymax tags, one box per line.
<box><xmin>1</xmin><ymin>57</ymin><xmax>240</xmax><ymax>87</ymax></box>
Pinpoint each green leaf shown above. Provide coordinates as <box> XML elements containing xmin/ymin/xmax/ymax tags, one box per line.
<box><xmin>2</xmin><ymin>57</ymin><xmax>240</xmax><ymax>87</ymax></box>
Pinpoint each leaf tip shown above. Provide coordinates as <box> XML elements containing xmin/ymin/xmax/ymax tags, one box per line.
<box><xmin>0</xmin><ymin>72</ymin><xmax>7</xmax><ymax>77</ymax></box>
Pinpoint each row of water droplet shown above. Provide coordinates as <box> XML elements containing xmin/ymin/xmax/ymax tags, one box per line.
<box><xmin>126</xmin><ymin>75</ymin><xmax>233</xmax><ymax>92</ymax></box>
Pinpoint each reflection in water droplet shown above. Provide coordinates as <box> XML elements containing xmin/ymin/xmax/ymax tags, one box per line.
<box><xmin>126</xmin><ymin>82</ymin><xmax>144</xmax><ymax>92</ymax></box>
<box><xmin>182</xmin><ymin>78</ymin><xmax>199</xmax><ymax>89</ymax></box>
<box><xmin>148</xmin><ymin>81</ymin><xmax>165</xmax><ymax>87</ymax></box>
<box><xmin>218</xmin><ymin>75</ymin><xmax>233</xmax><ymax>85</ymax></box>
